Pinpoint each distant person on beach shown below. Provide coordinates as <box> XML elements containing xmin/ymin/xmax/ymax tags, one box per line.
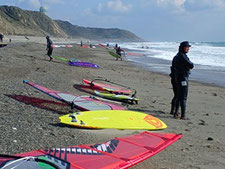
<box><xmin>0</xmin><ymin>34</ymin><xmax>3</xmax><ymax>42</ymax></box>
<box><xmin>171</xmin><ymin>41</ymin><xmax>194</xmax><ymax>120</ymax></box>
<box><xmin>116</xmin><ymin>46</ymin><xmax>125</xmax><ymax>61</ymax></box>
<box><xmin>46</xmin><ymin>36</ymin><xmax>53</xmax><ymax>61</ymax></box>
<box><xmin>80</xmin><ymin>40</ymin><xmax>83</xmax><ymax>46</ymax></box>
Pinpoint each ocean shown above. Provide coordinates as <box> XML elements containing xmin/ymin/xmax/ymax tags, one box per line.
<box><xmin>117</xmin><ymin>42</ymin><xmax>225</xmax><ymax>88</ymax></box>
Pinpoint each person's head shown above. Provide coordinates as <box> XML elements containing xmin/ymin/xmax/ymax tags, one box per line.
<box><xmin>179</xmin><ymin>41</ymin><xmax>191</xmax><ymax>53</ymax></box>
<box><xmin>46</xmin><ymin>36</ymin><xmax>50</xmax><ymax>39</ymax></box>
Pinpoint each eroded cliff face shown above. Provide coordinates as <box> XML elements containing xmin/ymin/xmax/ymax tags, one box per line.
<box><xmin>0</xmin><ymin>5</ymin><xmax>142</xmax><ymax>41</ymax></box>
<box><xmin>0</xmin><ymin>6</ymin><xmax>67</xmax><ymax>37</ymax></box>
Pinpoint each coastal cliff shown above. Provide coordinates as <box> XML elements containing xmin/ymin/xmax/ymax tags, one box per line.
<box><xmin>0</xmin><ymin>5</ymin><xmax>142</xmax><ymax>41</ymax></box>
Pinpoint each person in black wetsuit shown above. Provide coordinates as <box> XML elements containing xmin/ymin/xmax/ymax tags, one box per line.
<box><xmin>46</xmin><ymin>36</ymin><xmax>53</xmax><ymax>61</ymax></box>
<box><xmin>116</xmin><ymin>46</ymin><xmax>125</xmax><ymax>61</ymax></box>
<box><xmin>171</xmin><ymin>41</ymin><xmax>194</xmax><ymax>120</ymax></box>
<box><xmin>0</xmin><ymin>34</ymin><xmax>3</xmax><ymax>42</ymax></box>
<box><xmin>169</xmin><ymin>65</ymin><xmax>179</xmax><ymax>115</ymax></box>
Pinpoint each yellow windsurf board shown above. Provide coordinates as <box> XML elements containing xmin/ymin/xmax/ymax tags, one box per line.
<box><xmin>59</xmin><ymin>110</ymin><xmax>167</xmax><ymax>130</ymax></box>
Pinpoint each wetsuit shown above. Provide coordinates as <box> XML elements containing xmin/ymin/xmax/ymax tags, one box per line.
<box><xmin>0</xmin><ymin>34</ymin><xmax>3</xmax><ymax>42</ymax></box>
<box><xmin>169</xmin><ymin>66</ymin><xmax>179</xmax><ymax>115</ymax></box>
<box><xmin>47</xmin><ymin>38</ymin><xmax>53</xmax><ymax>59</ymax></box>
<box><xmin>172</xmin><ymin>47</ymin><xmax>194</xmax><ymax>119</ymax></box>
<box><xmin>116</xmin><ymin>47</ymin><xmax>123</xmax><ymax>61</ymax></box>
<box><xmin>116</xmin><ymin>47</ymin><xmax>122</xmax><ymax>56</ymax></box>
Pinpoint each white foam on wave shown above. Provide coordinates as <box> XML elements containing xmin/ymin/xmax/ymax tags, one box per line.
<box><xmin>122</xmin><ymin>42</ymin><xmax>225</xmax><ymax>68</ymax></box>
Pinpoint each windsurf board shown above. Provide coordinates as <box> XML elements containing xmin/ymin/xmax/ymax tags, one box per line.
<box><xmin>94</xmin><ymin>90</ymin><xmax>139</xmax><ymax>104</ymax></box>
<box><xmin>60</xmin><ymin>110</ymin><xmax>167</xmax><ymax>130</ymax></box>
<box><xmin>108</xmin><ymin>50</ymin><xmax>120</xmax><ymax>58</ymax></box>
<box><xmin>82</xmin><ymin>79</ymin><xmax>132</xmax><ymax>94</ymax></box>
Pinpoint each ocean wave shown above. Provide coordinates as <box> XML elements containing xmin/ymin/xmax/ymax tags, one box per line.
<box><xmin>122</xmin><ymin>41</ymin><xmax>225</xmax><ymax>68</ymax></box>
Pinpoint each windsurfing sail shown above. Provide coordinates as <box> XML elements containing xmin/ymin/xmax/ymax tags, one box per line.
<box><xmin>82</xmin><ymin>79</ymin><xmax>133</xmax><ymax>95</ymax></box>
<box><xmin>23</xmin><ymin>80</ymin><xmax>124</xmax><ymax>111</ymax></box>
<box><xmin>52</xmin><ymin>44</ymin><xmax>73</xmax><ymax>48</ymax></box>
<box><xmin>52</xmin><ymin>56</ymin><xmax>99</xmax><ymax>68</ymax></box>
<box><xmin>0</xmin><ymin>131</ymin><xmax>182</xmax><ymax>169</ymax></box>
<box><xmin>98</xmin><ymin>43</ymin><xmax>106</xmax><ymax>48</ymax></box>
<box><xmin>53</xmin><ymin>56</ymin><xmax>97</xmax><ymax>68</ymax></box>
<box><xmin>126</xmin><ymin>52</ymin><xmax>145</xmax><ymax>56</ymax></box>
<box><xmin>81</xmin><ymin>45</ymin><xmax>90</xmax><ymax>48</ymax></box>
<box><xmin>67</xmin><ymin>61</ymin><xmax>100</xmax><ymax>68</ymax></box>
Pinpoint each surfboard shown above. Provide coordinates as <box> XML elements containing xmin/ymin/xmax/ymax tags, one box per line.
<box><xmin>0</xmin><ymin>42</ymin><xmax>7</xmax><ymax>47</ymax></box>
<box><xmin>108</xmin><ymin>50</ymin><xmax>120</xmax><ymax>58</ymax></box>
<box><xmin>0</xmin><ymin>132</ymin><xmax>182</xmax><ymax>169</ymax></box>
<box><xmin>23</xmin><ymin>80</ymin><xmax>125</xmax><ymax>111</ymax></box>
<box><xmin>82</xmin><ymin>79</ymin><xmax>133</xmax><ymax>94</ymax></box>
<box><xmin>94</xmin><ymin>90</ymin><xmax>139</xmax><ymax>104</ymax></box>
<box><xmin>59</xmin><ymin>110</ymin><xmax>167</xmax><ymax>130</ymax></box>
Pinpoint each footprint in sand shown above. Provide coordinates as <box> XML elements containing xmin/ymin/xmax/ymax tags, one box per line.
<box><xmin>198</xmin><ymin>119</ymin><xmax>207</xmax><ymax>126</ymax></box>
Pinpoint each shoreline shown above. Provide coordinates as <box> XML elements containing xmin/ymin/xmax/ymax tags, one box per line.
<box><xmin>1</xmin><ymin>39</ymin><xmax>225</xmax><ymax>169</ymax></box>
<box><xmin>127</xmin><ymin>58</ymin><xmax>225</xmax><ymax>89</ymax></box>
<box><xmin>125</xmin><ymin>53</ymin><xmax>225</xmax><ymax>88</ymax></box>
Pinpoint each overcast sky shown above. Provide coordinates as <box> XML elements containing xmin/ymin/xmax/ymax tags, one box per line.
<box><xmin>1</xmin><ymin>0</ymin><xmax>225</xmax><ymax>42</ymax></box>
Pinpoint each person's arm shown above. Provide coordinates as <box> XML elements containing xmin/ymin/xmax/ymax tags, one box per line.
<box><xmin>46</xmin><ymin>40</ymin><xmax>49</xmax><ymax>50</ymax></box>
<box><xmin>182</xmin><ymin>54</ymin><xmax>194</xmax><ymax>69</ymax></box>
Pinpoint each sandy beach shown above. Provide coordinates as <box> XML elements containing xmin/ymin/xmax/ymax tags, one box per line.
<box><xmin>0</xmin><ymin>36</ymin><xmax>225</xmax><ymax>169</ymax></box>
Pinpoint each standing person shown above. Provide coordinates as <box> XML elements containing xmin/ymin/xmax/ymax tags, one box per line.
<box><xmin>46</xmin><ymin>36</ymin><xmax>53</xmax><ymax>61</ymax></box>
<box><xmin>169</xmin><ymin>65</ymin><xmax>179</xmax><ymax>115</ymax></box>
<box><xmin>172</xmin><ymin>41</ymin><xmax>194</xmax><ymax>120</ymax></box>
<box><xmin>116</xmin><ymin>46</ymin><xmax>125</xmax><ymax>61</ymax></box>
<box><xmin>0</xmin><ymin>34</ymin><xmax>3</xmax><ymax>42</ymax></box>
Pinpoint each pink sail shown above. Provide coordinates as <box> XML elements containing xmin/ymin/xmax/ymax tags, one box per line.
<box><xmin>0</xmin><ymin>132</ymin><xmax>182</xmax><ymax>169</ymax></box>
<box><xmin>23</xmin><ymin>80</ymin><xmax>124</xmax><ymax>111</ymax></box>
<box><xmin>98</xmin><ymin>43</ymin><xmax>106</xmax><ymax>48</ymax></box>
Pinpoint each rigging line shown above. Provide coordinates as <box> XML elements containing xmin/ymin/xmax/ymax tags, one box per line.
<box><xmin>92</xmin><ymin>78</ymin><xmax>132</xmax><ymax>90</ymax></box>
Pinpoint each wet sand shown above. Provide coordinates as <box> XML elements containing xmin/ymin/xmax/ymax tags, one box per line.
<box><xmin>0</xmin><ymin>36</ymin><xmax>225</xmax><ymax>169</ymax></box>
